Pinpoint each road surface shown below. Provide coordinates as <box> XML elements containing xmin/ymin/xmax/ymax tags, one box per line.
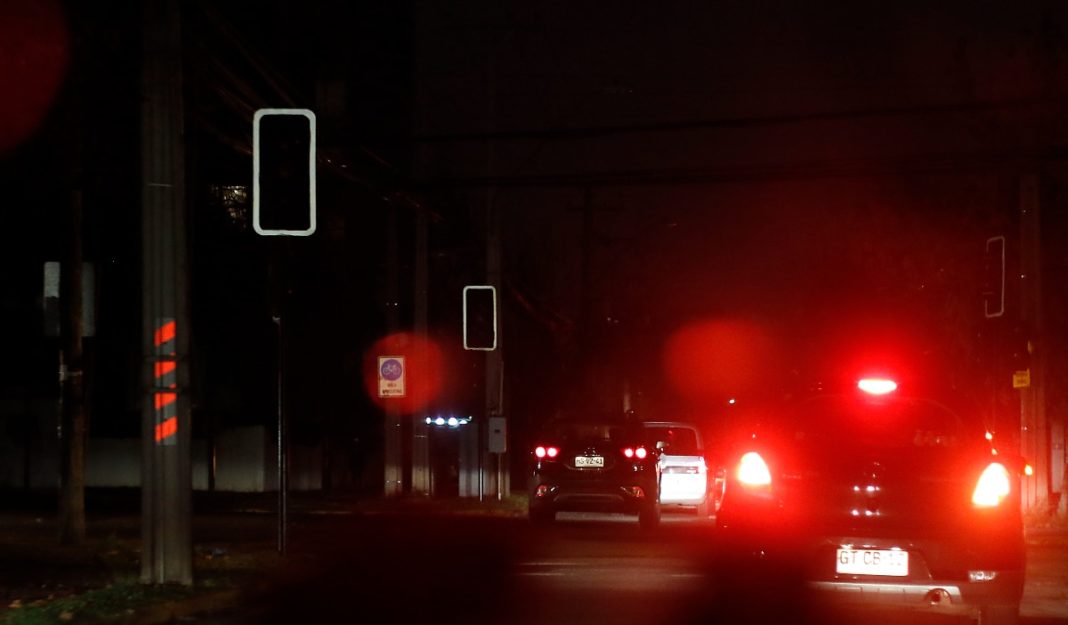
<box><xmin>191</xmin><ymin>509</ymin><xmax>1068</xmax><ymax>625</ymax></box>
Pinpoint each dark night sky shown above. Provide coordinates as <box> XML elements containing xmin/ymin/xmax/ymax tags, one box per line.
<box><xmin>2</xmin><ymin>0</ymin><xmax>1068</xmax><ymax>465</ymax></box>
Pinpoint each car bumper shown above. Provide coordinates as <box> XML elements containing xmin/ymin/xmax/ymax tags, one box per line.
<box><xmin>659</xmin><ymin>473</ymin><xmax>707</xmax><ymax>506</ymax></box>
<box><xmin>713</xmin><ymin>528</ymin><xmax>1024</xmax><ymax>614</ymax></box>
<box><xmin>529</xmin><ymin>476</ymin><xmax>657</xmax><ymax>514</ymax></box>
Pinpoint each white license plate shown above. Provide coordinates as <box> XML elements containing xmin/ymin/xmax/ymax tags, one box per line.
<box><xmin>574</xmin><ymin>456</ymin><xmax>604</xmax><ymax>468</ymax></box>
<box><xmin>835</xmin><ymin>548</ymin><xmax>909</xmax><ymax>577</ymax></box>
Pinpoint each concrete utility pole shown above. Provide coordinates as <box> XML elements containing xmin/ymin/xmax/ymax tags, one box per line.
<box><xmin>383</xmin><ymin>208</ymin><xmax>402</xmax><ymax>496</ymax></box>
<box><xmin>58</xmin><ymin>190</ymin><xmax>86</xmax><ymax>545</ymax></box>
<box><xmin>412</xmin><ymin>207</ymin><xmax>431</xmax><ymax>496</ymax></box>
<box><xmin>484</xmin><ymin>204</ymin><xmax>508</xmax><ymax>499</ymax></box>
<box><xmin>140</xmin><ymin>0</ymin><xmax>193</xmax><ymax>585</ymax></box>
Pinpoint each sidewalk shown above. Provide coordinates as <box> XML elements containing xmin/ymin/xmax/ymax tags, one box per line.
<box><xmin>0</xmin><ymin>489</ymin><xmax>527</xmax><ymax>624</ymax></box>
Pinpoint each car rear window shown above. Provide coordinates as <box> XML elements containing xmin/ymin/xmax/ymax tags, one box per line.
<box><xmin>548</xmin><ymin>422</ymin><xmax>640</xmax><ymax>444</ymax></box>
<box><xmin>789</xmin><ymin>396</ymin><xmax>969</xmax><ymax>452</ymax></box>
<box><xmin>645</xmin><ymin>426</ymin><xmax>700</xmax><ymax>455</ymax></box>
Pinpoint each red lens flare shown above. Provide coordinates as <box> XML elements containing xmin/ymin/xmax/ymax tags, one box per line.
<box><xmin>0</xmin><ymin>0</ymin><xmax>69</xmax><ymax>154</ymax></box>
<box><xmin>662</xmin><ymin>319</ymin><xmax>773</xmax><ymax>401</ymax></box>
<box><xmin>363</xmin><ymin>332</ymin><xmax>445</xmax><ymax>413</ymax></box>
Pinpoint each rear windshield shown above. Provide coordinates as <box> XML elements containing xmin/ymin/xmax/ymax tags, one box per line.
<box><xmin>788</xmin><ymin>396</ymin><xmax>969</xmax><ymax>452</ymax></box>
<box><xmin>644</xmin><ymin>426</ymin><xmax>700</xmax><ymax>455</ymax></box>
<box><xmin>546</xmin><ymin>422</ymin><xmax>640</xmax><ymax>445</ymax></box>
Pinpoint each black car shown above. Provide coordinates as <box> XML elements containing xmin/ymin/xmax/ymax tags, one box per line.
<box><xmin>715</xmin><ymin>378</ymin><xmax>1025</xmax><ymax>624</ymax></box>
<box><xmin>528</xmin><ymin>418</ymin><xmax>661</xmax><ymax>528</ymax></box>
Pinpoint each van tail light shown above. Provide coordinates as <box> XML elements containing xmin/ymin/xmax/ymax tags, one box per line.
<box><xmin>972</xmin><ymin>462</ymin><xmax>1011</xmax><ymax>507</ymax></box>
<box><xmin>535</xmin><ymin>445</ymin><xmax>559</xmax><ymax>460</ymax></box>
<box><xmin>737</xmin><ymin>451</ymin><xmax>772</xmax><ymax>487</ymax></box>
<box><xmin>622</xmin><ymin>446</ymin><xmax>648</xmax><ymax>460</ymax></box>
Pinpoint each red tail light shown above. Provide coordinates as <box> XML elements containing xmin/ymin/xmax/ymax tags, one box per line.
<box><xmin>622</xmin><ymin>446</ymin><xmax>648</xmax><ymax>459</ymax></box>
<box><xmin>535</xmin><ymin>445</ymin><xmax>559</xmax><ymax>459</ymax></box>
<box><xmin>737</xmin><ymin>451</ymin><xmax>772</xmax><ymax>487</ymax></box>
<box><xmin>972</xmin><ymin>462</ymin><xmax>1011</xmax><ymax>507</ymax></box>
<box><xmin>858</xmin><ymin>378</ymin><xmax>897</xmax><ymax>395</ymax></box>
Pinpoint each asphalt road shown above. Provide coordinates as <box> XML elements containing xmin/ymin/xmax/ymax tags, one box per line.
<box><xmin>194</xmin><ymin>508</ymin><xmax>1068</xmax><ymax>625</ymax></box>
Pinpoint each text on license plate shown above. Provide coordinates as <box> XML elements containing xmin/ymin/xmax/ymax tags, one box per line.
<box><xmin>574</xmin><ymin>456</ymin><xmax>604</xmax><ymax>468</ymax></box>
<box><xmin>836</xmin><ymin>548</ymin><xmax>909</xmax><ymax>577</ymax></box>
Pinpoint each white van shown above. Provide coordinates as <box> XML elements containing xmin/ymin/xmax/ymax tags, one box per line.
<box><xmin>642</xmin><ymin>421</ymin><xmax>710</xmax><ymax>516</ymax></box>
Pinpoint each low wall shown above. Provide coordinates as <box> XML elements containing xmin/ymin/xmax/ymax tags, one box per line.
<box><xmin>0</xmin><ymin>425</ymin><xmax>322</xmax><ymax>492</ymax></box>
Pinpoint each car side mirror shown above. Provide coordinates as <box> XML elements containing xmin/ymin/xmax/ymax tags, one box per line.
<box><xmin>656</xmin><ymin>441</ymin><xmax>667</xmax><ymax>450</ymax></box>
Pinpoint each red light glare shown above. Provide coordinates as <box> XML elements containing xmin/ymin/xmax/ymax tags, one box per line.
<box><xmin>0</xmin><ymin>0</ymin><xmax>69</xmax><ymax>154</ymax></box>
<box><xmin>972</xmin><ymin>462</ymin><xmax>1010</xmax><ymax>507</ymax></box>
<box><xmin>738</xmin><ymin>451</ymin><xmax>772</xmax><ymax>487</ymax></box>
<box><xmin>535</xmin><ymin>446</ymin><xmax>546</xmax><ymax>459</ymax></box>
<box><xmin>363</xmin><ymin>332</ymin><xmax>446</xmax><ymax>413</ymax></box>
<box><xmin>662</xmin><ymin>319</ymin><xmax>773</xmax><ymax>402</ymax></box>
<box><xmin>858</xmin><ymin>378</ymin><xmax>897</xmax><ymax>395</ymax></box>
<box><xmin>635</xmin><ymin>447</ymin><xmax>648</xmax><ymax>459</ymax></box>
<box><xmin>547</xmin><ymin>446</ymin><xmax>559</xmax><ymax>458</ymax></box>
<box><xmin>623</xmin><ymin>448</ymin><xmax>635</xmax><ymax>458</ymax></box>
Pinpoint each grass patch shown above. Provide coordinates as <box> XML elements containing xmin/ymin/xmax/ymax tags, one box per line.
<box><xmin>1</xmin><ymin>578</ymin><xmax>196</xmax><ymax>625</ymax></box>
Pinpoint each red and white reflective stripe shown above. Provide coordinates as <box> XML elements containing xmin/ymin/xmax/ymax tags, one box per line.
<box><xmin>154</xmin><ymin>318</ymin><xmax>178</xmax><ymax>446</ymax></box>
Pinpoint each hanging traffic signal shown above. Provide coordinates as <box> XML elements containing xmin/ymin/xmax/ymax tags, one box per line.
<box><xmin>253</xmin><ymin>108</ymin><xmax>316</xmax><ymax>236</ymax></box>
<box><xmin>463</xmin><ymin>285</ymin><xmax>497</xmax><ymax>351</ymax></box>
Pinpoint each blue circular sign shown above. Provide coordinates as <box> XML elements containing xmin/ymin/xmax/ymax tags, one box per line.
<box><xmin>380</xmin><ymin>358</ymin><xmax>403</xmax><ymax>381</ymax></box>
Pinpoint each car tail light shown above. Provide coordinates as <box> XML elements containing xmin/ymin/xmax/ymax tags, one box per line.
<box><xmin>737</xmin><ymin>451</ymin><xmax>772</xmax><ymax>487</ymax></box>
<box><xmin>858</xmin><ymin>378</ymin><xmax>897</xmax><ymax>395</ymax></box>
<box><xmin>535</xmin><ymin>445</ymin><xmax>559</xmax><ymax>459</ymax></box>
<box><xmin>622</xmin><ymin>446</ymin><xmax>648</xmax><ymax>459</ymax></box>
<box><xmin>972</xmin><ymin>462</ymin><xmax>1011</xmax><ymax>507</ymax></box>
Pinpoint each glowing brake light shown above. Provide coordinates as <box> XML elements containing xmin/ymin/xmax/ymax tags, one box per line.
<box><xmin>737</xmin><ymin>451</ymin><xmax>772</xmax><ymax>487</ymax></box>
<box><xmin>972</xmin><ymin>462</ymin><xmax>1011</xmax><ymax>507</ymax></box>
<box><xmin>622</xmin><ymin>446</ymin><xmax>649</xmax><ymax>460</ymax></box>
<box><xmin>858</xmin><ymin>378</ymin><xmax>897</xmax><ymax>395</ymax></box>
<box><xmin>535</xmin><ymin>446</ymin><xmax>559</xmax><ymax>459</ymax></box>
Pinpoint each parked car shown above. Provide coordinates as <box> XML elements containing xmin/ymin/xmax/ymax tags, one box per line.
<box><xmin>715</xmin><ymin>377</ymin><xmax>1025</xmax><ymax>624</ymax></box>
<box><xmin>528</xmin><ymin>418</ymin><xmax>661</xmax><ymax>528</ymax></box>
<box><xmin>642</xmin><ymin>421</ymin><xmax>711</xmax><ymax>516</ymax></box>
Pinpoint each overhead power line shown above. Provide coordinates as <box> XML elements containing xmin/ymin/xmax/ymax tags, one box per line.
<box><xmin>412</xmin><ymin>98</ymin><xmax>1042</xmax><ymax>144</ymax></box>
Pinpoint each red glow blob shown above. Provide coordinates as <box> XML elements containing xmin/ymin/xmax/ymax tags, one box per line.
<box><xmin>661</xmin><ymin>319</ymin><xmax>773</xmax><ymax>401</ymax></box>
<box><xmin>0</xmin><ymin>0</ymin><xmax>69</xmax><ymax>154</ymax></box>
<box><xmin>363</xmin><ymin>332</ymin><xmax>445</xmax><ymax>414</ymax></box>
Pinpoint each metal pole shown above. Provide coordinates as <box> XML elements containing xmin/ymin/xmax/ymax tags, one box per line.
<box><xmin>275</xmin><ymin>314</ymin><xmax>287</xmax><ymax>555</ymax></box>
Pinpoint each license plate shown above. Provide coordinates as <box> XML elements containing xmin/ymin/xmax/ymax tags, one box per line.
<box><xmin>574</xmin><ymin>456</ymin><xmax>604</xmax><ymax>468</ymax></box>
<box><xmin>835</xmin><ymin>548</ymin><xmax>909</xmax><ymax>577</ymax></box>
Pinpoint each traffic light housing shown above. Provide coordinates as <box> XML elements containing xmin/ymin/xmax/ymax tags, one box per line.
<box><xmin>253</xmin><ymin>108</ymin><xmax>316</xmax><ymax>236</ymax></box>
<box><xmin>463</xmin><ymin>286</ymin><xmax>497</xmax><ymax>351</ymax></box>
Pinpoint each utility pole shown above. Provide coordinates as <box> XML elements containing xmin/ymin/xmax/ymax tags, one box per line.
<box><xmin>140</xmin><ymin>0</ymin><xmax>193</xmax><ymax>585</ymax></box>
<box><xmin>412</xmin><ymin>206</ymin><xmax>431</xmax><ymax>496</ymax></box>
<box><xmin>384</xmin><ymin>208</ymin><xmax>402</xmax><ymax>496</ymax></box>
<box><xmin>1018</xmin><ymin>174</ymin><xmax>1049</xmax><ymax>513</ymax></box>
<box><xmin>58</xmin><ymin>190</ymin><xmax>86</xmax><ymax>545</ymax></box>
<box><xmin>484</xmin><ymin>203</ymin><xmax>507</xmax><ymax>499</ymax></box>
